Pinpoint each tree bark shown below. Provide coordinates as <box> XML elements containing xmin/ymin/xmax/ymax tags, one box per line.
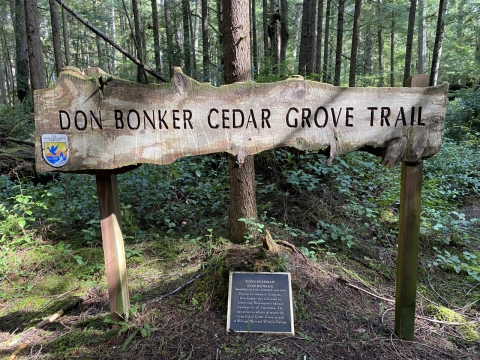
<box><xmin>251</xmin><ymin>0</ymin><xmax>258</xmax><ymax>77</ymax></box>
<box><xmin>291</xmin><ymin>2</ymin><xmax>302</xmax><ymax>62</ymax></box>
<box><xmin>279</xmin><ymin>0</ymin><xmax>287</xmax><ymax>64</ymax></box>
<box><xmin>262</xmin><ymin>0</ymin><xmax>269</xmax><ymax>73</ymax></box>
<box><xmin>333</xmin><ymin>0</ymin><xmax>345</xmax><ymax>86</ymax></box>
<box><xmin>322</xmin><ymin>0</ymin><xmax>330</xmax><ymax>83</ymax></box>
<box><xmin>378</xmin><ymin>0</ymin><xmax>384</xmax><ymax>86</ymax></box>
<box><xmin>49</xmin><ymin>0</ymin><xmax>63</xmax><ymax>76</ymax></box>
<box><xmin>349</xmin><ymin>0</ymin><xmax>361</xmax><ymax>87</ymax></box>
<box><xmin>429</xmin><ymin>0</ymin><xmax>448</xmax><ymax>86</ymax></box>
<box><xmin>164</xmin><ymin>0</ymin><xmax>174</xmax><ymax>79</ymax></box>
<box><xmin>62</xmin><ymin>6</ymin><xmax>71</xmax><ymax>66</ymax></box>
<box><xmin>132</xmin><ymin>0</ymin><xmax>146</xmax><ymax>82</ymax></box>
<box><xmin>25</xmin><ymin>0</ymin><xmax>46</xmax><ymax>93</ymax></box>
<box><xmin>390</xmin><ymin>0</ymin><xmax>395</xmax><ymax>86</ymax></box>
<box><xmin>222</xmin><ymin>0</ymin><xmax>257</xmax><ymax>243</ymax></box>
<box><xmin>403</xmin><ymin>0</ymin><xmax>416</xmax><ymax>85</ymax></box>
<box><xmin>14</xmin><ymin>0</ymin><xmax>29</xmax><ymax>101</ymax></box>
<box><xmin>364</xmin><ymin>0</ymin><xmax>373</xmax><ymax>83</ymax></box>
<box><xmin>298</xmin><ymin>0</ymin><xmax>316</xmax><ymax>76</ymax></box>
<box><xmin>417</xmin><ymin>0</ymin><xmax>426</xmax><ymax>74</ymax></box>
<box><xmin>315</xmin><ymin>0</ymin><xmax>323</xmax><ymax>80</ymax></box>
<box><xmin>202</xmin><ymin>0</ymin><xmax>210</xmax><ymax>81</ymax></box>
<box><xmin>151</xmin><ymin>0</ymin><xmax>162</xmax><ymax>73</ymax></box>
<box><xmin>182</xmin><ymin>0</ymin><xmax>192</xmax><ymax>76</ymax></box>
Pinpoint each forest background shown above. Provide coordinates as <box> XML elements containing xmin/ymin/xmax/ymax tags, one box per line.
<box><xmin>0</xmin><ymin>0</ymin><xmax>480</xmax><ymax>358</ymax></box>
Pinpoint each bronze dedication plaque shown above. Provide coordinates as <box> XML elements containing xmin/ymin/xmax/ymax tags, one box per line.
<box><xmin>227</xmin><ymin>272</ymin><xmax>294</xmax><ymax>335</ymax></box>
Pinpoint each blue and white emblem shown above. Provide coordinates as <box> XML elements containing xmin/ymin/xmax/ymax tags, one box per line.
<box><xmin>41</xmin><ymin>134</ymin><xmax>69</xmax><ymax>167</ymax></box>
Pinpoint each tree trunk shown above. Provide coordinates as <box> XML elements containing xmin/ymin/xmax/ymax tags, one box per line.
<box><xmin>348</xmin><ymin>0</ymin><xmax>361</xmax><ymax>87</ymax></box>
<box><xmin>390</xmin><ymin>0</ymin><xmax>395</xmax><ymax>86</ymax></box>
<box><xmin>403</xmin><ymin>0</ymin><xmax>416</xmax><ymax>85</ymax></box>
<box><xmin>315</xmin><ymin>0</ymin><xmax>323</xmax><ymax>80</ymax></box>
<box><xmin>279</xmin><ymin>0</ymin><xmax>287</xmax><ymax>63</ymax></box>
<box><xmin>14</xmin><ymin>0</ymin><xmax>29</xmax><ymax>101</ymax></box>
<box><xmin>164</xmin><ymin>0</ymin><xmax>174</xmax><ymax>79</ymax></box>
<box><xmin>270</xmin><ymin>0</ymin><xmax>281</xmax><ymax>73</ymax></box>
<box><xmin>151</xmin><ymin>0</ymin><xmax>161</xmax><ymax>73</ymax></box>
<box><xmin>182</xmin><ymin>0</ymin><xmax>192</xmax><ymax>76</ymax></box>
<box><xmin>291</xmin><ymin>2</ymin><xmax>302</xmax><ymax>62</ymax></box>
<box><xmin>217</xmin><ymin>0</ymin><xmax>223</xmax><ymax>75</ymax></box>
<box><xmin>24</xmin><ymin>0</ymin><xmax>46</xmax><ymax>93</ymax></box>
<box><xmin>377</xmin><ymin>0</ymin><xmax>384</xmax><ymax>86</ymax></box>
<box><xmin>62</xmin><ymin>6</ymin><xmax>71</xmax><ymax>66</ymax></box>
<box><xmin>202</xmin><ymin>0</ymin><xmax>210</xmax><ymax>81</ymax></box>
<box><xmin>251</xmin><ymin>0</ymin><xmax>258</xmax><ymax>77</ymax></box>
<box><xmin>298</xmin><ymin>0</ymin><xmax>316</xmax><ymax>76</ymax></box>
<box><xmin>49</xmin><ymin>0</ymin><xmax>63</xmax><ymax>76</ymax></box>
<box><xmin>262</xmin><ymin>0</ymin><xmax>269</xmax><ymax>73</ymax></box>
<box><xmin>429</xmin><ymin>0</ymin><xmax>448</xmax><ymax>86</ymax></box>
<box><xmin>222</xmin><ymin>0</ymin><xmax>257</xmax><ymax>244</ymax></box>
<box><xmin>132</xmin><ymin>0</ymin><xmax>146</xmax><ymax>82</ymax></box>
<box><xmin>417</xmin><ymin>0</ymin><xmax>426</xmax><ymax>74</ymax></box>
<box><xmin>364</xmin><ymin>0</ymin><xmax>373</xmax><ymax>83</ymax></box>
<box><xmin>333</xmin><ymin>0</ymin><xmax>345</xmax><ymax>86</ymax></box>
<box><xmin>322</xmin><ymin>0</ymin><xmax>330</xmax><ymax>82</ymax></box>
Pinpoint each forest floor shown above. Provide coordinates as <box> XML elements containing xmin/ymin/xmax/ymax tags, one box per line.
<box><xmin>0</xmin><ymin>226</ymin><xmax>479</xmax><ymax>360</ymax></box>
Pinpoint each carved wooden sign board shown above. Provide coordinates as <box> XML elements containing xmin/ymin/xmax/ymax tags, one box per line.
<box><xmin>34</xmin><ymin>68</ymin><xmax>448</xmax><ymax>173</ymax></box>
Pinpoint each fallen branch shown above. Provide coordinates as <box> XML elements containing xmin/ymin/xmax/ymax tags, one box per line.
<box><xmin>56</xmin><ymin>0</ymin><xmax>168</xmax><ymax>83</ymax></box>
<box><xmin>151</xmin><ymin>273</ymin><xmax>203</xmax><ymax>302</ymax></box>
<box><xmin>36</xmin><ymin>298</ymin><xmax>83</xmax><ymax>329</ymax></box>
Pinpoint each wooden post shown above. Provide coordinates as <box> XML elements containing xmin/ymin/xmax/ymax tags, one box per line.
<box><xmin>395</xmin><ymin>74</ymin><xmax>428</xmax><ymax>340</ymax></box>
<box><xmin>96</xmin><ymin>174</ymin><xmax>130</xmax><ymax>321</ymax></box>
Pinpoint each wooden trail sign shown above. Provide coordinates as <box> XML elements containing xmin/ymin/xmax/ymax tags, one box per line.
<box><xmin>35</xmin><ymin>67</ymin><xmax>448</xmax><ymax>173</ymax></box>
<box><xmin>34</xmin><ymin>68</ymin><xmax>448</xmax><ymax>337</ymax></box>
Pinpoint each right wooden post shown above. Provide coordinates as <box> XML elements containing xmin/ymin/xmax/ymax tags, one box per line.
<box><xmin>395</xmin><ymin>74</ymin><xmax>428</xmax><ymax>340</ymax></box>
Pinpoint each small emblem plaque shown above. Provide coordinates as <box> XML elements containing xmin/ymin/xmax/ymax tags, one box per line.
<box><xmin>41</xmin><ymin>134</ymin><xmax>69</xmax><ymax>168</ymax></box>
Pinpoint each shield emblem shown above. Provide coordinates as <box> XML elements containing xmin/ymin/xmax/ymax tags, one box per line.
<box><xmin>41</xmin><ymin>134</ymin><xmax>69</xmax><ymax>167</ymax></box>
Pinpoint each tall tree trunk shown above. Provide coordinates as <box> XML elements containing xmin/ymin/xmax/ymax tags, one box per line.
<box><xmin>14</xmin><ymin>0</ymin><xmax>29</xmax><ymax>101</ymax></box>
<box><xmin>377</xmin><ymin>0</ymin><xmax>384</xmax><ymax>86</ymax></box>
<box><xmin>322</xmin><ymin>0</ymin><xmax>330</xmax><ymax>82</ymax></box>
<box><xmin>62</xmin><ymin>6</ymin><xmax>71</xmax><ymax>66</ymax></box>
<box><xmin>24</xmin><ymin>0</ymin><xmax>46</xmax><ymax>93</ymax></box>
<box><xmin>349</xmin><ymin>0</ymin><xmax>361</xmax><ymax>87</ymax></box>
<box><xmin>182</xmin><ymin>0</ymin><xmax>192</xmax><ymax>76</ymax></box>
<box><xmin>333</xmin><ymin>0</ymin><xmax>345</xmax><ymax>86</ymax></box>
<box><xmin>217</xmin><ymin>0</ymin><xmax>223</xmax><ymax>75</ymax></box>
<box><xmin>291</xmin><ymin>2</ymin><xmax>302</xmax><ymax>62</ymax></box>
<box><xmin>270</xmin><ymin>0</ymin><xmax>281</xmax><ymax>73</ymax></box>
<box><xmin>151</xmin><ymin>0</ymin><xmax>161</xmax><ymax>73</ymax></box>
<box><xmin>403</xmin><ymin>0</ymin><xmax>416</xmax><ymax>85</ymax></box>
<box><xmin>429</xmin><ymin>0</ymin><xmax>448</xmax><ymax>86</ymax></box>
<box><xmin>251</xmin><ymin>0</ymin><xmax>258</xmax><ymax>77</ymax></box>
<box><xmin>298</xmin><ymin>0</ymin><xmax>316</xmax><ymax>76</ymax></box>
<box><xmin>164</xmin><ymin>0</ymin><xmax>174</xmax><ymax>79</ymax></box>
<box><xmin>202</xmin><ymin>0</ymin><xmax>210</xmax><ymax>81</ymax></box>
<box><xmin>417</xmin><ymin>0</ymin><xmax>426</xmax><ymax>74</ymax></box>
<box><xmin>189</xmin><ymin>3</ymin><xmax>197</xmax><ymax>76</ymax></box>
<box><xmin>49</xmin><ymin>0</ymin><xmax>63</xmax><ymax>76</ymax></box>
<box><xmin>364</xmin><ymin>0</ymin><xmax>373</xmax><ymax>83</ymax></box>
<box><xmin>223</xmin><ymin>0</ymin><xmax>257</xmax><ymax>244</ymax></box>
<box><xmin>390</xmin><ymin>0</ymin><xmax>395</xmax><ymax>86</ymax></box>
<box><xmin>132</xmin><ymin>0</ymin><xmax>146</xmax><ymax>82</ymax></box>
<box><xmin>279</xmin><ymin>0</ymin><xmax>287</xmax><ymax>64</ymax></box>
<box><xmin>262</xmin><ymin>0</ymin><xmax>269</xmax><ymax>72</ymax></box>
<box><xmin>315</xmin><ymin>0</ymin><xmax>323</xmax><ymax>80</ymax></box>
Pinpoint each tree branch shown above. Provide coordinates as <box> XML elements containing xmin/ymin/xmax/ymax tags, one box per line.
<box><xmin>56</xmin><ymin>0</ymin><xmax>168</xmax><ymax>83</ymax></box>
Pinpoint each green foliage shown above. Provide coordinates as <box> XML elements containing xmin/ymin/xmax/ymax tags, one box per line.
<box><xmin>444</xmin><ymin>88</ymin><xmax>480</xmax><ymax>143</ymax></box>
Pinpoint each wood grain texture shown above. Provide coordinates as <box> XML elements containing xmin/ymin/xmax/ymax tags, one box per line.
<box><xmin>35</xmin><ymin>67</ymin><xmax>448</xmax><ymax>173</ymax></box>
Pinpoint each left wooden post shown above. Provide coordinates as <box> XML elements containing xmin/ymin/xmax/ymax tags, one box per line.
<box><xmin>96</xmin><ymin>174</ymin><xmax>130</xmax><ymax>321</ymax></box>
